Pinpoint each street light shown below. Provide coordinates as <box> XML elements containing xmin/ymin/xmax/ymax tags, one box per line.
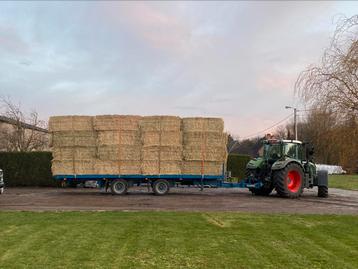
<box><xmin>285</xmin><ymin>106</ymin><xmax>297</xmax><ymax>140</ymax></box>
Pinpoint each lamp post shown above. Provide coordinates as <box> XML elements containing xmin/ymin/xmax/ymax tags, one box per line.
<box><xmin>285</xmin><ymin>106</ymin><xmax>297</xmax><ymax>140</ymax></box>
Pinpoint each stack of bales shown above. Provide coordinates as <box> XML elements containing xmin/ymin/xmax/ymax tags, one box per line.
<box><xmin>94</xmin><ymin>115</ymin><xmax>142</xmax><ymax>175</ymax></box>
<box><xmin>182</xmin><ymin>118</ymin><xmax>227</xmax><ymax>175</ymax></box>
<box><xmin>49</xmin><ymin>116</ymin><xmax>96</xmax><ymax>175</ymax></box>
<box><xmin>140</xmin><ymin>116</ymin><xmax>182</xmax><ymax>174</ymax></box>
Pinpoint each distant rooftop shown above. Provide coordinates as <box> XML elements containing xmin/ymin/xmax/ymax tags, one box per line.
<box><xmin>0</xmin><ymin>115</ymin><xmax>48</xmax><ymax>133</ymax></box>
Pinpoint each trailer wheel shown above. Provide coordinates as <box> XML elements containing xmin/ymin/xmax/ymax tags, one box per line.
<box><xmin>153</xmin><ymin>179</ymin><xmax>170</xmax><ymax>195</ymax></box>
<box><xmin>274</xmin><ymin>163</ymin><xmax>304</xmax><ymax>198</ymax></box>
<box><xmin>318</xmin><ymin>186</ymin><xmax>328</xmax><ymax>198</ymax></box>
<box><xmin>111</xmin><ymin>179</ymin><xmax>128</xmax><ymax>195</ymax></box>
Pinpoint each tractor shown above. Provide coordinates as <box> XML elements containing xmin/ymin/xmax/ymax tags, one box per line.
<box><xmin>245</xmin><ymin>139</ymin><xmax>328</xmax><ymax>198</ymax></box>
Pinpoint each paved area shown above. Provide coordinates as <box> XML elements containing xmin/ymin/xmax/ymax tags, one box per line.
<box><xmin>0</xmin><ymin>187</ymin><xmax>357</xmax><ymax>214</ymax></box>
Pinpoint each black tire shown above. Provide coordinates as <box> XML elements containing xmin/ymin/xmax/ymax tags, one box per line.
<box><xmin>274</xmin><ymin>163</ymin><xmax>304</xmax><ymax>198</ymax></box>
<box><xmin>111</xmin><ymin>179</ymin><xmax>128</xmax><ymax>195</ymax></box>
<box><xmin>318</xmin><ymin>186</ymin><xmax>328</xmax><ymax>198</ymax></box>
<box><xmin>153</xmin><ymin>179</ymin><xmax>170</xmax><ymax>196</ymax></box>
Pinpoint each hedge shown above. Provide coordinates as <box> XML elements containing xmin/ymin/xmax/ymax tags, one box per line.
<box><xmin>227</xmin><ymin>154</ymin><xmax>251</xmax><ymax>180</ymax></box>
<box><xmin>0</xmin><ymin>152</ymin><xmax>56</xmax><ymax>187</ymax></box>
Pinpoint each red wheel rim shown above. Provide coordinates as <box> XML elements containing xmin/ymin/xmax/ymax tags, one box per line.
<box><xmin>287</xmin><ymin>170</ymin><xmax>301</xmax><ymax>193</ymax></box>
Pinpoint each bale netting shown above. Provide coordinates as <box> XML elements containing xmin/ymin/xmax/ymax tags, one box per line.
<box><xmin>49</xmin><ymin>116</ymin><xmax>94</xmax><ymax>132</ymax></box>
<box><xmin>94</xmin><ymin>115</ymin><xmax>142</xmax><ymax>131</ymax></box>
<box><xmin>182</xmin><ymin>117</ymin><xmax>224</xmax><ymax>133</ymax></box>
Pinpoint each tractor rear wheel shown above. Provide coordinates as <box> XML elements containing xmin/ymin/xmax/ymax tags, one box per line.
<box><xmin>318</xmin><ymin>186</ymin><xmax>328</xmax><ymax>198</ymax></box>
<box><xmin>274</xmin><ymin>163</ymin><xmax>304</xmax><ymax>198</ymax></box>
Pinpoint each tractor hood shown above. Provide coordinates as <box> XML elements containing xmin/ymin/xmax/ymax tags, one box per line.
<box><xmin>246</xmin><ymin>158</ymin><xmax>265</xmax><ymax>170</ymax></box>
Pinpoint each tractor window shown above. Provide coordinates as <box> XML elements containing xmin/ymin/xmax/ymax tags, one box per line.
<box><xmin>284</xmin><ymin>144</ymin><xmax>303</xmax><ymax>160</ymax></box>
<box><xmin>264</xmin><ymin>144</ymin><xmax>282</xmax><ymax>159</ymax></box>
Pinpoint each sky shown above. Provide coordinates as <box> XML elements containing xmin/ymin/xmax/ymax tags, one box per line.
<box><xmin>0</xmin><ymin>1</ymin><xmax>357</xmax><ymax>138</ymax></box>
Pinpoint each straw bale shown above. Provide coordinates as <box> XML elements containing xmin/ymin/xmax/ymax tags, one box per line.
<box><xmin>49</xmin><ymin>116</ymin><xmax>93</xmax><ymax>132</ymax></box>
<box><xmin>183</xmin><ymin>146</ymin><xmax>227</xmax><ymax>162</ymax></box>
<box><xmin>140</xmin><ymin>116</ymin><xmax>181</xmax><ymax>132</ymax></box>
<box><xmin>95</xmin><ymin>160</ymin><xmax>141</xmax><ymax>175</ymax></box>
<box><xmin>181</xmin><ymin>161</ymin><xmax>223</xmax><ymax>175</ymax></box>
<box><xmin>142</xmin><ymin>146</ymin><xmax>182</xmax><ymax>161</ymax></box>
<box><xmin>52</xmin><ymin>147</ymin><xmax>97</xmax><ymax>161</ymax></box>
<box><xmin>52</xmin><ymin>131</ymin><xmax>96</xmax><ymax>147</ymax></box>
<box><xmin>142</xmin><ymin>160</ymin><xmax>181</xmax><ymax>175</ymax></box>
<box><xmin>183</xmin><ymin>132</ymin><xmax>226</xmax><ymax>147</ymax></box>
<box><xmin>98</xmin><ymin>145</ymin><xmax>141</xmax><ymax>161</ymax></box>
<box><xmin>51</xmin><ymin>160</ymin><xmax>95</xmax><ymax>175</ymax></box>
<box><xmin>182</xmin><ymin>117</ymin><xmax>224</xmax><ymax>133</ymax></box>
<box><xmin>97</xmin><ymin>130</ymin><xmax>140</xmax><ymax>146</ymax></box>
<box><xmin>141</xmin><ymin>131</ymin><xmax>182</xmax><ymax>146</ymax></box>
<box><xmin>94</xmin><ymin>115</ymin><xmax>141</xmax><ymax>131</ymax></box>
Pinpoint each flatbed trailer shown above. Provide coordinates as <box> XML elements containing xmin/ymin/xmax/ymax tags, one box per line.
<box><xmin>54</xmin><ymin>172</ymin><xmax>263</xmax><ymax>195</ymax></box>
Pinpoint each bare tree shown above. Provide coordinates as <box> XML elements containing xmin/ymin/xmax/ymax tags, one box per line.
<box><xmin>295</xmin><ymin>15</ymin><xmax>358</xmax><ymax>117</ymax></box>
<box><xmin>0</xmin><ymin>97</ymin><xmax>48</xmax><ymax>152</ymax></box>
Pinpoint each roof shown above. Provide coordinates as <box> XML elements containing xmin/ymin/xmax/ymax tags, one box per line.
<box><xmin>0</xmin><ymin>115</ymin><xmax>48</xmax><ymax>133</ymax></box>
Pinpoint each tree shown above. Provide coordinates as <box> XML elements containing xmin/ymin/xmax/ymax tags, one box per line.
<box><xmin>0</xmin><ymin>97</ymin><xmax>48</xmax><ymax>152</ymax></box>
<box><xmin>295</xmin><ymin>15</ymin><xmax>358</xmax><ymax>117</ymax></box>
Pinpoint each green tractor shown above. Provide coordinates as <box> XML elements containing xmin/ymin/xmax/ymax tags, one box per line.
<box><xmin>245</xmin><ymin>139</ymin><xmax>328</xmax><ymax>198</ymax></box>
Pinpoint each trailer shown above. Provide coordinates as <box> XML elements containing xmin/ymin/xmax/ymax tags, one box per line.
<box><xmin>54</xmin><ymin>169</ymin><xmax>263</xmax><ymax>195</ymax></box>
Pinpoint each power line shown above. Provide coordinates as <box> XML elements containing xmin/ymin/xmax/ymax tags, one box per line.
<box><xmin>241</xmin><ymin>113</ymin><xmax>293</xmax><ymax>140</ymax></box>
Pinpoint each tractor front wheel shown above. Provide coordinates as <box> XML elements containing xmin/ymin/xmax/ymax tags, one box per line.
<box><xmin>318</xmin><ymin>186</ymin><xmax>328</xmax><ymax>198</ymax></box>
<box><xmin>274</xmin><ymin>163</ymin><xmax>304</xmax><ymax>198</ymax></box>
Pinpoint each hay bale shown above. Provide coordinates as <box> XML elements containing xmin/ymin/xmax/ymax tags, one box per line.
<box><xmin>141</xmin><ymin>131</ymin><xmax>181</xmax><ymax>146</ymax></box>
<box><xmin>140</xmin><ymin>116</ymin><xmax>181</xmax><ymax>132</ymax></box>
<box><xmin>95</xmin><ymin>160</ymin><xmax>141</xmax><ymax>175</ymax></box>
<box><xmin>183</xmin><ymin>132</ymin><xmax>226</xmax><ymax>147</ymax></box>
<box><xmin>94</xmin><ymin>115</ymin><xmax>141</xmax><ymax>131</ymax></box>
<box><xmin>52</xmin><ymin>160</ymin><xmax>95</xmax><ymax>175</ymax></box>
<box><xmin>97</xmin><ymin>130</ymin><xmax>140</xmax><ymax>146</ymax></box>
<box><xmin>142</xmin><ymin>146</ymin><xmax>182</xmax><ymax>161</ymax></box>
<box><xmin>142</xmin><ymin>160</ymin><xmax>181</xmax><ymax>175</ymax></box>
<box><xmin>98</xmin><ymin>145</ymin><xmax>141</xmax><ymax>161</ymax></box>
<box><xmin>183</xmin><ymin>146</ymin><xmax>226</xmax><ymax>162</ymax></box>
<box><xmin>49</xmin><ymin>116</ymin><xmax>93</xmax><ymax>132</ymax></box>
<box><xmin>52</xmin><ymin>131</ymin><xmax>96</xmax><ymax>147</ymax></box>
<box><xmin>182</xmin><ymin>117</ymin><xmax>224</xmax><ymax>133</ymax></box>
<box><xmin>182</xmin><ymin>161</ymin><xmax>223</xmax><ymax>175</ymax></box>
<box><xmin>52</xmin><ymin>147</ymin><xmax>97</xmax><ymax>161</ymax></box>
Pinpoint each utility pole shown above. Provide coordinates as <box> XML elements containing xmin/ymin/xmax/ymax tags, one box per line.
<box><xmin>285</xmin><ymin>106</ymin><xmax>298</xmax><ymax>140</ymax></box>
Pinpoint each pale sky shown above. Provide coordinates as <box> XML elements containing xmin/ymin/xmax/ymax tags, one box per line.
<box><xmin>0</xmin><ymin>1</ymin><xmax>357</xmax><ymax>138</ymax></box>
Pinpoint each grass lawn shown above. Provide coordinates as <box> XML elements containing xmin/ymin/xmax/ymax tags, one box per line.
<box><xmin>0</xmin><ymin>212</ymin><xmax>357</xmax><ymax>269</ymax></box>
<box><xmin>329</xmin><ymin>174</ymin><xmax>358</xmax><ymax>190</ymax></box>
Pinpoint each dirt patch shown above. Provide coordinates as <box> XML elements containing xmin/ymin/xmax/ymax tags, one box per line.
<box><xmin>0</xmin><ymin>187</ymin><xmax>357</xmax><ymax>214</ymax></box>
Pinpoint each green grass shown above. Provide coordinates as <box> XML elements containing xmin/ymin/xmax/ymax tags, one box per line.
<box><xmin>0</xmin><ymin>212</ymin><xmax>357</xmax><ymax>268</ymax></box>
<box><xmin>329</xmin><ymin>174</ymin><xmax>358</xmax><ymax>190</ymax></box>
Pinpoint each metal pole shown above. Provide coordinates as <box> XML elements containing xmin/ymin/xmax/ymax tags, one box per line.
<box><xmin>294</xmin><ymin>108</ymin><xmax>297</xmax><ymax>140</ymax></box>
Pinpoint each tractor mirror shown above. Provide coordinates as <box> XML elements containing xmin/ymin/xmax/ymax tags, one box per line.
<box><xmin>309</xmin><ymin>146</ymin><xmax>314</xmax><ymax>156</ymax></box>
